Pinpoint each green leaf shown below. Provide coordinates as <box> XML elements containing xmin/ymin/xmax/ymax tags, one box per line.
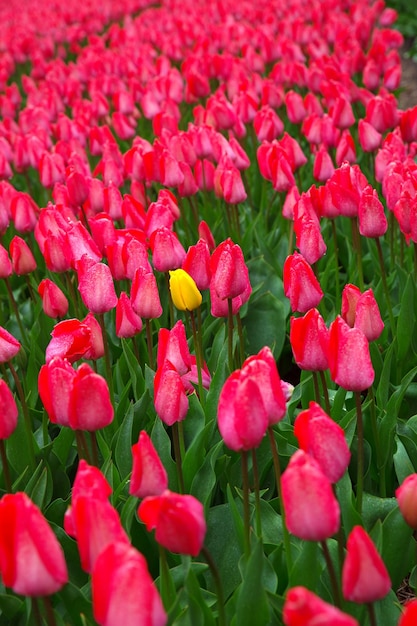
<box><xmin>236</xmin><ymin>538</ymin><xmax>270</xmax><ymax>626</ymax></box>
<box><xmin>397</xmin><ymin>275</ymin><xmax>415</xmax><ymax>362</ymax></box>
<box><xmin>394</xmin><ymin>436</ymin><xmax>415</xmax><ymax>484</ymax></box>
<box><xmin>151</xmin><ymin>418</ymin><xmax>178</xmax><ymax>492</ymax></box>
<box><xmin>289</xmin><ymin>540</ymin><xmax>321</xmax><ymax>590</ymax></box>
<box><xmin>243</xmin><ymin>291</ymin><xmax>287</xmax><ymax>360</ymax></box>
<box><xmin>190</xmin><ymin>441</ymin><xmax>224</xmax><ymax>508</ymax></box>
<box><xmin>380</xmin><ymin>506</ymin><xmax>414</xmax><ymax>590</ymax></box>
<box><xmin>114</xmin><ymin>401</ymin><xmax>135</xmax><ymax>481</ymax></box>
<box><xmin>24</xmin><ymin>462</ymin><xmax>52</xmax><ymax>510</ymax></box>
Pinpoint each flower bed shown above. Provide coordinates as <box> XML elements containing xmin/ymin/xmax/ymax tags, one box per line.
<box><xmin>0</xmin><ymin>0</ymin><xmax>416</xmax><ymax>624</ymax></box>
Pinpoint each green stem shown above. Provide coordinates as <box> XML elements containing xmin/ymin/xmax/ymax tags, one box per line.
<box><xmin>201</xmin><ymin>546</ymin><xmax>226</xmax><ymax>626</ymax></box>
<box><xmin>43</xmin><ymin>596</ymin><xmax>58</xmax><ymax>626</ymax></box>
<box><xmin>251</xmin><ymin>448</ymin><xmax>263</xmax><ymax>538</ymax></box>
<box><xmin>145</xmin><ymin>319</ymin><xmax>155</xmax><ymax>370</ymax></box>
<box><xmin>367</xmin><ymin>603</ymin><xmax>377</xmax><ymax>626</ymax></box>
<box><xmin>158</xmin><ymin>545</ymin><xmax>176</xmax><ymax>611</ymax></box>
<box><xmin>90</xmin><ymin>431</ymin><xmax>99</xmax><ymax>467</ymax></box>
<box><xmin>331</xmin><ymin>219</ymin><xmax>341</xmax><ymax>310</ymax></box>
<box><xmin>375</xmin><ymin>237</ymin><xmax>395</xmax><ymax>336</ymax></box>
<box><xmin>98</xmin><ymin>313</ymin><xmax>114</xmax><ymax>406</ymax></box>
<box><xmin>236</xmin><ymin>312</ymin><xmax>245</xmax><ymax>368</ymax></box>
<box><xmin>355</xmin><ymin>391</ymin><xmax>364</xmax><ymax>515</ymax></box>
<box><xmin>166</xmin><ymin>272</ymin><xmax>175</xmax><ymax>328</ymax></box>
<box><xmin>227</xmin><ymin>298</ymin><xmax>234</xmax><ymax>373</ymax></box>
<box><xmin>312</xmin><ymin>371</ymin><xmax>321</xmax><ymax>406</ymax></box>
<box><xmin>319</xmin><ymin>370</ymin><xmax>331</xmax><ymax>415</ymax></box>
<box><xmin>0</xmin><ymin>439</ymin><xmax>12</xmax><ymax>492</ymax></box>
<box><xmin>368</xmin><ymin>387</ymin><xmax>385</xmax><ymax>497</ymax></box>
<box><xmin>7</xmin><ymin>361</ymin><xmax>36</xmax><ymax>470</ymax></box>
<box><xmin>321</xmin><ymin>540</ymin><xmax>342</xmax><ymax>609</ymax></box>
<box><xmin>4</xmin><ymin>278</ymin><xmax>27</xmax><ymax>343</ymax></box>
<box><xmin>31</xmin><ymin>598</ymin><xmax>43</xmax><ymax>626</ymax></box>
<box><xmin>351</xmin><ymin>217</ymin><xmax>364</xmax><ymax>290</ymax></box>
<box><xmin>267</xmin><ymin>426</ymin><xmax>293</xmax><ymax>573</ymax></box>
<box><xmin>172</xmin><ymin>422</ymin><xmax>185</xmax><ymax>494</ymax></box>
<box><xmin>241</xmin><ymin>450</ymin><xmax>251</xmax><ymax>558</ymax></box>
<box><xmin>75</xmin><ymin>430</ymin><xmax>91</xmax><ymax>464</ymax></box>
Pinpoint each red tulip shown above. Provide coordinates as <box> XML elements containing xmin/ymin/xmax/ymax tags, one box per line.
<box><xmin>150</xmin><ymin>227</ymin><xmax>186</xmax><ymax>272</ymax></box>
<box><xmin>218</xmin><ymin>369</ymin><xmax>268</xmax><ymax>451</ymax></box>
<box><xmin>38</xmin><ymin>357</ymin><xmax>75</xmax><ymax>427</ymax></box>
<box><xmin>0</xmin><ymin>326</ymin><xmax>20</xmax><ymax>362</ymax></box>
<box><xmin>138</xmin><ymin>490</ymin><xmax>206</xmax><ymax>556</ymax></box>
<box><xmin>290</xmin><ymin>309</ymin><xmax>329</xmax><ymax>371</ymax></box>
<box><xmin>182</xmin><ymin>239</ymin><xmax>211</xmax><ymax>291</ymax></box>
<box><xmin>341</xmin><ymin>285</ymin><xmax>384</xmax><ymax>342</ymax></box>
<box><xmin>342</xmin><ymin>526</ymin><xmax>391</xmax><ymax>603</ymax></box>
<box><xmin>241</xmin><ymin>347</ymin><xmax>287</xmax><ymax>425</ymax></box>
<box><xmin>210</xmin><ymin>238</ymin><xmax>251</xmax><ymax>301</ymax></box>
<box><xmin>38</xmin><ymin>278</ymin><xmax>69</xmax><ymax>319</ymax></box>
<box><xmin>281</xmin><ymin>449</ymin><xmax>340</xmax><ymax>541</ymax></box>
<box><xmin>77</xmin><ymin>256</ymin><xmax>118</xmax><ymax>314</ymax></box>
<box><xmin>69</xmin><ymin>363</ymin><xmax>114</xmax><ymax>431</ymax></box>
<box><xmin>396</xmin><ymin>474</ymin><xmax>417</xmax><ymax>529</ymax></box>
<box><xmin>358</xmin><ymin>185</ymin><xmax>388</xmax><ymax>238</ymax></box>
<box><xmin>92</xmin><ymin>542</ymin><xmax>166</xmax><ymax>626</ymax></box>
<box><xmin>283</xmin><ymin>586</ymin><xmax>359</xmax><ymax>626</ymax></box>
<box><xmin>131</xmin><ymin>267</ymin><xmax>163</xmax><ymax>319</ymax></box>
<box><xmin>294</xmin><ymin>401</ymin><xmax>351</xmax><ymax>483</ymax></box>
<box><xmin>9</xmin><ymin>235</ymin><xmax>37</xmax><ymax>275</ymax></box>
<box><xmin>0</xmin><ymin>492</ymin><xmax>68</xmax><ymax>596</ymax></box>
<box><xmin>0</xmin><ymin>379</ymin><xmax>18</xmax><ymax>439</ymax></box>
<box><xmin>154</xmin><ymin>360</ymin><xmax>188</xmax><ymax>426</ymax></box>
<box><xmin>130</xmin><ymin>431</ymin><xmax>168</xmax><ymax>499</ymax></box>
<box><xmin>283</xmin><ymin>252</ymin><xmax>323</xmax><ymax>313</ymax></box>
<box><xmin>115</xmin><ymin>292</ymin><xmax>143</xmax><ymax>338</ymax></box>
<box><xmin>64</xmin><ymin>461</ymin><xmax>129</xmax><ymax>573</ymax></box>
<box><xmin>398</xmin><ymin>600</ymin><xmax>417</xmax><ymax>626</ymax></box>
<box><xmin>328</xmin><ymin>316</ymin><xmax>375</xmax><ymax>391</ymax></box>
<box><xmin>157</xmin><ymin>321</ymin><xmax>191</xmax><ymax>376</ymax></box>
<box><xmin>45</xmin><ymin>318</ymin><xmax>92</xmax><ymax>364</ymax></box>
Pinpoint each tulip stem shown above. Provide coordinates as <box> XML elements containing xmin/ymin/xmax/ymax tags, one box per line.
<box><xmin>90</xmin><ymin>431</ymin><xmax>99</xmax><ymax>466</ymax></box>
<box><xmin>172</xmin><ymin>422</ymin><xmax>185</xmax><ymax>494</ymax></box>
<box><xmin>351</xmin><ymin>218</ymin><xmax>364</xmax><ymax>290</ymax></box>
<box><xmin>367</xmin><ymin>603</ymin><xmax>377</xmax><ymax>626</ymax></box>
<box><xmin>166</xmin><ymin>273</ymin><xmax>175</xmax><ymax>328</ymax></box>
<box><xmin>355</xmin><ymin>391</ymin><xmax>364</xmax><ymax>515</ymax></box>
<box><xmin>31</xmin><ymin>598</ymin><xmax>43</xmax><ymax>626</ymax></box>
<box><xmin>145</xmin><ymin>319</ymin><xmax>155</xmax><ymax>370</ymax></box>
<box><xmin>4</xmin><ymin>277</ymin><xmax>27</xmax><ymax>343</ymax></box>
<box><xmin>75</xmin><ymin>430</ymin><xmax>91</xmax><ymax>464</ymax></box>
<box><xmin>312</xmin><ymin>371</ymin><xmax>321</xmax><ymax>406</ymax></box>
<box><xmin>7</xmin><ymin>361</ymin><xmax>36</xmax><ymax>471</ymax></box>
<box><xmin>98</xmin><ymin>313</ymin><xmax>114</xmax><ymax>407</ymax></box>
<box><xmin>251</xmin><ymin>448</ymin><xmax>263</xmax><ymax>538</ymax></box>
<box><xmin>241</xmin><ymin>450</ymin><xmax>251</xmax><ymax>558</ymax></box>
<box><xmin>201</xmin><ymin>546</ymin><xmax>226</xmax><ymax>626</ymax></box>
<box><xmin>43</xmin><ymin>596</ymin><xmax>58</xmax><ymax>626</ymax></box>
<box><xmin>368</xmin><ymin>387</ymin><xmax>386</xmax><ymax>497</ymax></box>
<box><xmin>236</xmin><ymin>312</ymin><xmax>245</xmax><ymax>368</ymax></box>
<box><xmin>331</xmin><ymin>219</ymin><xmax>341</xmax><ymax>310</ymax></box>
<box><xmin>158</xmin><ymin>545</ymin><xmax>176</xmax><ymax>611</ymax></box>
<box><xmin>319</xmin><ymin>370</ymin><xmax>331</xmax><ymax>415</ymax></box>
<box><xmin>320</xmin><ymin>540</ymin><xmax>342</xmax><ymax>609</ymax></box>
<box><xmin>0</xmin><ymin>440</ymin><xmax>12</xmax><ymax>492</ymax></box>
<box><xmin>189</xmin><ymin>310</ymin><xmax>205</xmax><ymax>408</ymax></box>
<box><xmin>267</xmin><ymin>426</ymin><xmax>293</xmax><ymax>573</ymax></box>
<box><xmin>375</xmin><ymin>238</ymin><xmax>395</xmax><ymax>336</ymax></box>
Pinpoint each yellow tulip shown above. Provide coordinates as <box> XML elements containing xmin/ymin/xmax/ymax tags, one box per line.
<box><xmin>169</xmin><ymin>269</ymin><xmax>202</xmax><ymax>311</ymax></box>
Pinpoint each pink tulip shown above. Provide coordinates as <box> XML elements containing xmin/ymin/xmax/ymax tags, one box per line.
<box><xmin>210</xmin><ymin>238</ymin><xmax>251</xmax><ymax>302</ymax></box>
<box><xmin>0</xmin><ymin>492</ymin><xmax>68</xmax><ymax>596</ymax></box>
<box><xmin>0</xmin><ymin>326</ymin><xmax>20</xmax><ymax>362</ymax></box>
<box><xmin>131</xmin><ymin>267</ymin><xmax>163</xmax><ymax>319</ymax></box>
<box><xmin>150</xmin><ymin>227</ymin><xmax>186</xmax><ymax>272</ymax></box>
<box><xmin>45</xmin><ymin>318</ymin><xmax>92</xmax><ymax>364</ymax></box>
<box><xmin>396</xmin><ymin>474</ymin><xmax>417</xmax><ymax>529</ymax></box>
<box><xmin>341</xmin><ymin>285</ymin><xmax>384</xmax><ymax>342</ymax></box>
<box><xmin>0</xmin><ymin>379</ymin><xmax>18</xmax><ymax>439</ymax></box>
<box><xmin>283</xmin><ymin>252</ymin><xmax>323</xmax><ymax>313</ymax></box>
<box><xmin>38</xmin><ymin>357</ymin><xmax>75</xmax><ymax>427</ymax></box>
<box><xmin>38</xmin><ymin>278</ymin><xmax>69</xmax><ymax>319</ymax></box>
<box><xmin>157</xmin><ymin>321</ymin><xmax>191</xmax><ymax>376</ymax></box>
<box><xmin>154</xmin><ymin>360</ymin><xmax>188</xmax><ymax>426</ymax></box>
<box><xmin>77</xmin><ymin>256</ymin><xmax>118</xmax><ymax>314</ymax></box>
<box><xmin>69</xmin><ymin>363</ymin><xmax>114</xmax><ymax>431</ymax></box>
<box><xmin>182</xmin><ymin>239</ymin><xmax>211</xmax><ymax>291</ymax></box>
<box><xmin>92</xmin><ymin>542</ymin><xmax>166</xmax><ymax>626</ymax></box>
<box><xmin>281</xmin><ymin>449</ymin><xmax>340</xmax><ymax>541</ymax></box>
<box><xmin>294</xmin><ymin>401</ymin><xmax>351</xmax><ymax>483</ymax></box>
<box><xmin>342</xmin><ymin>526</ymin><xmax>391</xmax><ymax>603</ymax></box>
<box><xmin>130</xmin><ymin>431</ymin><xmax>168</xmax><ymax>499</ymax></box>
<box><xmin>9</xmin><ymin>235</ymin><xmax>37</xmax><ymax>275</ymax></box>
<box><xmin>328</xmin><ymin>316</ymin><xmax>375</xmax><ymax>391</ymax></box>
<box><xmin>283</xmin><ymin>586</ymin><xmax>359</xmax><ymax>626</ymax></box>
<box><xmin>64</xmin><ymin>461</ymin><xmax>129</xmax><ymax>573</ymax></box>
<box><xmin>115</xmin><ymin>292</ymin><xmax>143</xmax><ymax>338</ymax></box>
<box><xmin>241</xmin><ymin>347</ymin><xmax>287</xmax><ymax>425</ymax></box>
<box><xmin>358</xmin><ymin>185</ymin><xmax>388</xmax><ymax>238</ymax></box>
<box><xmin>290</xmin><ymin>309</ymin><xmax>329</xmax><ymax>371</ymax></box>
<box><xmin>138</xmin><ymin>490</ymin><xmax>206</xmax><ymax>557</ymax></box>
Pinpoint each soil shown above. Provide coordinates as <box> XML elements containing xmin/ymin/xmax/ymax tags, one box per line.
<box><xmin>398</xmin><ymin>39</ymin><xmax>417</xmax><ymax>110</ymax></box>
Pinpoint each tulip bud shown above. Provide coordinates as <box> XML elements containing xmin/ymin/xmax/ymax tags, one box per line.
<box><xmin>342</xmin><ymin>526</ymin><xmax>391</xmax><ymax>603</ymax></box>
<box><xmin>69</xmin><ymin>363</ymin><xmax>114</xmax><ymax>431</ymax></box>
<box><xmin>130</xmin><ymin>431</ymin><xmax>168</xmax><ymax>498</ymax></box>
<box><xmin>358</xmin><ymin>185</ymin><xmax>388</xmax><ymax>238</ymax></box>
<box><xmin>210</xmin><ymin>238</ymin><xmax>251</xmax><ymax>302</ymax></box>
<box><xmin>157</xmin><ymin>321</ymin><xmax>191</xmax><ymax>376</ymax></box>
<box><xmin>115</xmin><ymin>292</ymin><xmax>143</xmax><ymax>338</ymax></box>
<box><xmin>0</xmin><ymin>326</ymin><xmax>20</xmax><ymax>362</ymax></box>
<box><xmin>154</xmin><ymin>360</ymin><xmax>188</xmax><ymax>426</ymax></box>
<box><xmin>281</xmin><ymin>449</ymin><xmax>340</xmax><ymax>541</ymax></box>
<box><xmin>131</xmin><ymin>267</ymin><xmax>163</xmax><ymax>320</ymax></box>
<box><xmin>396</xmin><ymin>474</ymin><xmax>417</xmax><ymax>529</ymax></box>
<box><xmin>169</xmin><ymin>269</ymin><xmax>202</xmax><ymax>311</ymax></box>
<box><xmin>241</xmin><ymin>347</ymin><xmax>287</xmax><ymax>425</ymax></box>
<box><xmin>38</xmin><ymin>278</ymin><xmax>69</xmax><ymax>319</ymax></box>
<box><xmin>294</xmin><ymin>401</ymin><xmax>351</xmax><ymax>483</ymax></box>
<box><xmin>341</xmin><ymin>285</ymin><xmax>384</xmax><ymax>342</ymax></box>
<box><xmin>9</xmin><ymin>235</ymin><xmax>37</xmax><ymax>275</ymax></box>
<box><xmin>0</xmin><ymin>379</ymin><xmax>18</xmax><ymax>439</ymax></box>
<box><xmin>283</xmin><ymin>586</ymin><xmax>359</xmax><ymax>626</ymax></box>
<box><xmin>328</xmin><ymin>316</ymin><xmax>375</xmax><ymax>391</ymax></box>
<box><xmin>77</xmin><ymin>256</ymin><xmax>118</xmax><ymax>314</ymax></box>
<box><xmin>283</xmin><ymin>252</ymin><xmax>323</xmax><ymax>313</ymax></box>
<box><xmin>398</xmin><ymin>599</ymin><xmax>417</xmax><ymax>626</ymax></box>
<box><xmin>0</xmin><ymin>492</ymin><xmax>68</xmax><ymax>596</ymax></box>
<box><xmin>138</xmin><ymin>490</ymin><xmax>206</xmax><ymax>556</ymax></box>
<box><xmin>290</xmin><ymin>309</ymin><xmax>329</xmax><ymax>371</ymax></box>
<box><xmin>92</xmin><ymin>542</ymin><xmax>166</xmax><ymax>626</ymax></box>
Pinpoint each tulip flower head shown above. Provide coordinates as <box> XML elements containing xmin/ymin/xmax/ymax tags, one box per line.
<box><xmin>396</xmin><ymin>474</ymin><xmax>417</xmax><ymax>529</ymax></box>
<box><xmin>130</xmin><ymin>431</ymin><xmax>168</xmax><ymax>499</ymax></box>
<box><xmin>283</xmin><ymin>586</ymin><xmax>359</xmax><ymax>626</ymax></box>
<box><xmin>169</xmin><ymin>268</ymin><xmax>202</xmax><ymax>311</ymax></box>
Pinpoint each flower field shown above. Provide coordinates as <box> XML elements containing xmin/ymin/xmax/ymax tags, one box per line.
<box><xmin>0</xmin><ymin>0</ymin><xmax>417</xmax><ymax>624</ymax></box>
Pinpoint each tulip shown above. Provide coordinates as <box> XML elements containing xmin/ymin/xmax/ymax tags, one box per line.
<box><xmin>358</xmin><ymin>185</ymin><xmax>388</xmax><ymax>238</ymax></box>
<box><xmin>281</xmin><ymin>449</ymin><xmax>340</xmax><ymax>541</ymax></box>
<box><xmin>131</xmin><ymin>267</ymin><xmax>163</xmax><ymax>320</ymax></box>
<box><xmin>0</xmin><ymin>326</ymin><xmax>20</xmax><ymax>362</ymax></box>
<box><xmin>150</xmin><ymin>227</ymin><xmax>186</xmax><ymax>272</ymax></box>
<box><xmin>77</xmin><ymin>256</ymin><xmax>118</xmax><ymax>314</ymax></box>
<box><xmin>294</xmin><ymin>402</ymin><xmax>351</xmax><ymax>483</ymax></box>
<box><xmin>182</xmin><ymin>239</ymin><xmax>211</xmax><ymax>291</ymax></box>
<box><xmin>138</xmin><ymin>490</ymin><xmax>206</xmax><ymax>557</ymax></box>
<box><xmin>328</xmin><ymin>316</ymin><xmax>375</xmax><ymax>391</ymax></box>
<box><xmin>64</xmin><ymin>461</ymin><xmax>129</xmax><ymax>573</ymax></box>
<box><xmin>45</xmin><ymin>318</ymin><xmax>92</xmax><ymax>364</ymax></box>
<box><xmin>82</xmin><ymin>313</ymin><xmax>105</xmax><ymax>360</ymax></box>
<box><xmin>341</xmin><ymin>285</ymin><xmax>384</xmax><ymax>342</ymax></box>
<box><xmin>169</xmin><ymin>269</ymin><xmax>202</xmax><ymax>311</ymax></box>
<box><xmin>217</xmin><ymin>369</ymin><xmax>268</xmax><ymax>451</ymax></box>
<box><xmin>283</xmin><ymin>586</ymin><xmax>359</xmax><ymax>626</ymax></box>
<box><xmin>0</xmin><ymin>492</ymin><xmax>68</xmax><ymax>596</ymax></box>
<box><xmin>283</xmin><ymin>252</ymin><xmax>323</xmax><ymax>313</ymax></box>
<box><xmin>241</xmin><ymin>347</ymin><xmax>287</xmax><ymax>425</ymax></box>
<box><xmin>92</xmin><ymin>542</ymin><xmax>166</xmax><ymax>626</ymax></box>
<box><xmin>69</xmin><ymin>363</ymin><xmax>114</xmax><ymax>431</ymax></box>
<box><xmin>38</xmin><ymin>278</ymin><xmax>69</xmax><ymax>319</ymax></box>
<box><xmin>290</xmin><ymin>309</ymin><xmax>329</xmax><ymax>371</ymax></box>
<box><xmin>396</xmin><ymin>474</ymin><xmax>417</xmax><ymax>529</ymax></box>
<box><xmin>38</xmin><ymin>357</ymin><xmax>75</xmax><ymax>427</ymax></box>
<box><xmin>115</xmin><ymin>292</ymin><xmax>143</xmax><ymax>339</ymax></box>
<box><xmin>157</xmin><ymin>321</ymin><xmax>191</xmax><ymax>376</ymax></box>
<box><xmin>398</xmin><ymin>600</ymin><xmax>417</xmax><ymax>626</ymax></box>
<box><xmin>130</xmin><ymin>431</ymin><xmax>168</xmax><ymax>499</ymax></box>
<box><xmin>9</xmin><ymin>235</ymin><xmax>37</xmax><ymax>275</ymax></box>
<box><xmin>210</xmin><ymin>238</ymin><xmax>251</xmax><ymax>301</ymax></box>
<box><xmin>342</xmin><ymin>526</ymin><xmax>391</xmax><ymax>603</ymax></box>
<box><xmin>154</xmin><ymin>360</ymin><xmax>188</xmax><ymax>426</ymax></box>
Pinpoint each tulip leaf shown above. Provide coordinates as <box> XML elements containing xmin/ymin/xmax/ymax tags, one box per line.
<box><xmin>373</xmin><ymin>590</ymin><xmax>402</xmax><ymax>625</ymax></box>
<box><xmin>50</xmin><ymin>427</ymin><xmax>76</xmax><ymax>468</ymax></box>
<box><xmin>393</xmin><ymin>436</ymin><xmax>415</xmax><ymax>485</ymax></box>
<box><xmin>380</xmin><ymin>506</ymin><xmax>414</xmax><ymax>590</ymax></box>
<box><xmin>183</xmin><ymin>423</ymin><xmax>213</xmax><ymax>493</ymax></box>
<box><xmin>376</xmin><ymin>340</ymin><xmax>395</xmax><ymax>409</ymax></box>
<box><xmin>243</xmin><ymin>291</ymin><xmax>287</xmax><ymax>360</ymax></box>
<box><xmin>190</xmin><ymin>441</ymin><xmax>224</xmax><ymax>509</ymax></box>
<box><xmin>397</xmin><ymin>274</ymin><xmax>415</xmax><ymax>363</ymax></box>
<box><xmin>151</xmin><ymin>418</ymin><xmax>178</xmax><ymax>493</ymax></box>
<box><xmin>289</xmin><ymin>540</ymin><xmax>321</xmax><ymax>591</ymax></box>
<box><xmin>114</xmin><ymin>400</ymin><xmax>135</xmax><ymax>481</ymax></box>
<box><xmin>183</xmin><ymin>567</ymin><xmax>216</xmax><ymax>626</ymax></box>
<box><xmin>235</xmin><ymin>538</ymin><xmax>270</xmax><ymax>626</ymax></box>
<box><xmin>25</xmin><ymin>462</ymin><xmax>52</xmax><ymax>510</ymax></box>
